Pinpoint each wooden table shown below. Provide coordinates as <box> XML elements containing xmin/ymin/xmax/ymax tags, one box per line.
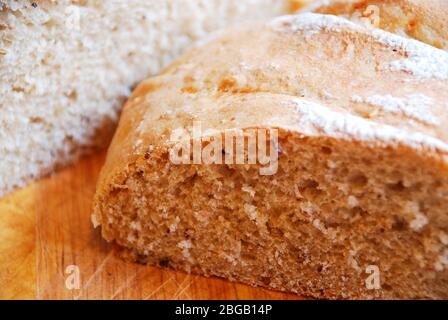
<box><xmin>0</xmin><ymin>151</ymin><xmax>302</xmax><ymax>300</ymax></box>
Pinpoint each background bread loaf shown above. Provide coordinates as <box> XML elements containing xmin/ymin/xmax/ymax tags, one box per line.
<box><xmin>0</xmin><ymin>0</ymin><xmax>295</xmax><ymax>197</ymax></box>
<box><xmin>304</xmin><ymin>0</ymin><xmax>448</xmax><ymax>50</ymax></box>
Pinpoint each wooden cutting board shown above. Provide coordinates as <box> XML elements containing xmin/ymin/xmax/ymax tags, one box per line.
<box><xmin>0</xmin><ymin>150</ymin><xmax>303</xmax><ymax>300</ymax></box>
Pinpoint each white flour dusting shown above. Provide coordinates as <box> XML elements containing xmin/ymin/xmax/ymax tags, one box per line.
<box><xmin>270</xmin><ymin>13</ymin><xmax>448</xmax><ymax>80</ymax></box>
<box><xmin>270</xmin><ymin>98</ymin><xmax>448</xmax><ymax>154</ymax></box>
<box><xmin>351</xmin><ymin>94</ymin><xmax>438</xmax><ymax>125</ymax></box>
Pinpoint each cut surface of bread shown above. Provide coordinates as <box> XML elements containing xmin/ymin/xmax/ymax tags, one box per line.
<box><xmin>93</xmin><ymin>13</ymin><xmax>448</xmax><ymax>299</ymax></box>
<box><xmin>304</xmin><ymin>0</ymin><xmax>448</xmax><ymax>50</ymax></box>
<box><xmin>0</xmin><ymin>0</ymin><xmax>291</xmax><ymax>197</ymax></box>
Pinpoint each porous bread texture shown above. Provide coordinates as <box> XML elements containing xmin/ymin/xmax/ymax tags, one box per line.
<box><xmin>303</xmin><ymin>0</ymin><xmax>448</xmax><ymax>50</ymax></box>
<box><xmin>93</xmin><ymin>13</ymin><xmax>448</xmax><ymax>299</ymax></box>
<box><xmin>0</xmin><ymin>0</ymin><xmax>290</xmax><ymax>197</ymax></box>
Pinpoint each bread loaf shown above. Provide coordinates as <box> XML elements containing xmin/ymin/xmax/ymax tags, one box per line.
<box><xmin>289</xmin><ymin>0</ymin><xmax>320</xmax><ymax>12</ymax></box>
<box><xmin>93</xmin><ymin>12</ymin><xmax>448</xmax><ymax>299</ymax></box>
<box><xmin>0</xmin><ymin>0</ymin><xmax>293</xmax><ymax>197</ymax></box>
<box><xmin>304</xmin><ymin>0</ymin><xmax>448</xmax><ymax>50</ymax></box>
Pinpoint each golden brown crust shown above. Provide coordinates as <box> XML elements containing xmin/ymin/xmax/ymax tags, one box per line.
<box><xmin>308</xmin><ymin>0</ymin><xmax>448</xmax><ymax>50</ymax></box>
<box><xmin>288</xmin><ymin>0</ymin><xmax>319</xmax><ymax>12</ymax></box>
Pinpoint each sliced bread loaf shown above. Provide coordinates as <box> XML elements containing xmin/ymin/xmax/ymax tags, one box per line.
<box><xmin>93</xmin><ymin>13</ymin><xmax>448</xmax><ymax>299</ymax></box>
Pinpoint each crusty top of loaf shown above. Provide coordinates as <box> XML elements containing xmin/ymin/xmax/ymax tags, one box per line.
<box><xmin>305</xmin><ymin>0</ymin><xmax>448</xmax><ymax>50</ymax></box>
<box><xmin>98</xmin><ymin>13</ymin><xmax>448</xmax><ymax>187</ymax></box>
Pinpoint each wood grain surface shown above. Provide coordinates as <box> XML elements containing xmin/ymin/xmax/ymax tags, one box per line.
<box><xmin>0</xmin><ymin>151</ymin><xmax>303</xmax><ymax>300</ymax></box>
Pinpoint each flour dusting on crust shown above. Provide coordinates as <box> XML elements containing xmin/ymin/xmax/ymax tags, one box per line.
<box><xmin>272</xmin><ymin>98</ymin><xmax>448</xmax><ymax>154</ymax></box>
<box><xmin>269</xmin><ymin>12</ymin><xmax>359</xmax><ymax>35</ymax></box>
<box><xmin>270</xmin><ymin>13</ymin><xmax>448</xmax><ymax>80</ymax></box>
<box><xmin>371</xmin><ymin>29</ymin><xmax>448</xmax><ymax>80</ymax></box>
<box><xmin>351</xmin><ymin>94</ymin><xmax>438</xmax><ymax>125</ymax></box>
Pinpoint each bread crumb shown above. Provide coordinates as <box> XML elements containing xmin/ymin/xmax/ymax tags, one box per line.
<box><xmin>312</xmin><ymin>219</ymin><xmax>325</xmax><ymax>233</ymax></box>
<box><xmin>244</xmin><ymin>204</ymin><xmax>258</xmax><ymax>221</ymax></box>
<box><xmin>130</xmin><ymin>220</ymin><xmax>142</xmax><ymax>231</ymax></box>
<box><xmin>305</xmin><ymin>201</ymin><xmax>314</xmax><ymax>216</ymax></box>
<box><xmin>327</xmin><ymin>160</ymin><xmax>337</xmax><ymax>169</ymax></box>
<box><xmin>169</xmin><ymin>216</ymin><xmax>181</xmax><ymax>233</ymax></box>
<box><xmin>242</xmin><ymin>185</ymin><xmax>256</xmax><ymax>197</ymax></box>
<box><xmin>177</xmin><ymin>240</ymin><xmax>193</xmax><ymax>260</ymax></box>
<box><xmin>439</xmin><ymin>232</ymin><xmax>448</xmax><ymax>245</ymax></box>
<box><xmin>435</xmin><ymin>249</ymin><xmax>448</xmax><ymax>272</ymax></box>
<box><xmin>347</xmin><ymin>195</ymin><xmax>359</xmax><ymax>208</ymax></box>
<box><xmin>406</xmin><ymin>202</ymin><xmax>428</xmax><ymax>231</ymax></box>
<box><xmin>127</xmin><ymin>233</ymin><xmax>137</xmax><ymax>243</ymax></box>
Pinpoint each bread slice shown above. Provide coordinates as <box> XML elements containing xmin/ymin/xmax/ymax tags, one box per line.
<box><xmin>93</xmin><ymin>13</ymin><xmax>448</xmax><ymax>299</ymax></box>
<box><xmin>0</xmin><ymin>0</ymin><xmax>293</xmax><ymax>197</ymax></box>
<box><xmin>304</xmin><ymin>0</ymin><xmax>448</xmax><ymax>50</ymax></box>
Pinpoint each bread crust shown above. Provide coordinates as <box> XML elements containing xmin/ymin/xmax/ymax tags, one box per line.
<box><xmin>306</xmin><ymin>0</ymin><xmax>448</xmax><ymax>50</ymax></box>
<box><xmin>96</xmin><ymin>13</ymin><xmax>448</xmax><ymax>184</ymax></box>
